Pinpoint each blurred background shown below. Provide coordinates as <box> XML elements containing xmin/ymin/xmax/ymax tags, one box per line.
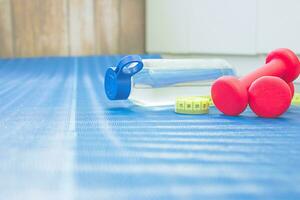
<box><xmin>1</xmin><ymin>0</ymin><xmax>300</xmax><ymax>73</ymax></box>
<box><xmin>0</xmin><ymin>0</ymin><xmax>145</xmax><ymax>57</ymax></box>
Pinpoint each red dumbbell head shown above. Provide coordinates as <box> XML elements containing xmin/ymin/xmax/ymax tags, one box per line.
<box><xmin>248</xmin><ymin>76</ymin><xmax>292</xmax><ymax>118</ymax></box>
<box><xmin>211</xmin><ymin>76</ymin><xmax>248</xmax><ymax>116</ymax></box>
<box><xmin>266</xmin><ymin>48</ymin><xmax>300</xmax><ymax>83</ymax></box>
<box><xmin>288</xmin><ymin>82</ymin><xmax>295</xmax><ymax>98</ymax></box>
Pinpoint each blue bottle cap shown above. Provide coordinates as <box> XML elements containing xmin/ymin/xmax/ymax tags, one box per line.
<box><xmin>105</xmin><ymin>55</ymin><xmax>143</xmax><ymax>100</ymax></box>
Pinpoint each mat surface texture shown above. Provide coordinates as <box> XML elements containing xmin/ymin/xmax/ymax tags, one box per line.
<box><xmin>0</xmin><ymin>56</ymin><xmax>300</xmax><ymax>200</ymax></box>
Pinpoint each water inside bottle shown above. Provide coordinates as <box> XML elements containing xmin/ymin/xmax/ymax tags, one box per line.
<box><xmin>130</xmin><ymin>64</ymin><xmax>235</xmax><ymax>107</ymax></box>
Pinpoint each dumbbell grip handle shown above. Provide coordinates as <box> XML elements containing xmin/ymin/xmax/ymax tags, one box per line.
<box><xmin>240</xmin><ymin>59</ymin><xmax>286</xmax><ymax>89</ymax></box>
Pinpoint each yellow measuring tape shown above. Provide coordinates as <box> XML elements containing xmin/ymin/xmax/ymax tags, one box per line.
<box><xmin>292</xmin><ymin>93</ymin><xmax>300</xmax><ymax>106</ymax></box>
<box><xmin>175</xmin><ymin>93</ymin><xmax>299</xmax><ymax>115</ymax></box>
<box><xmin>175</xmin><ymin>96</ymin><xmax>213</xmax><ymax>114</ymax></box>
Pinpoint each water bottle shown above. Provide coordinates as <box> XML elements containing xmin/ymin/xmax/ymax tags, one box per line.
<box><xmin>105</xmin><ymin>55</ymin><xmax>235</xmax><ymax>107</ymax></box>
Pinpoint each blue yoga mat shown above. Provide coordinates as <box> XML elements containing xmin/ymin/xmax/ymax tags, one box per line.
<box><xmin>0</xmin><ymin>55</ymin><xmax>299</xmax><ymax>200</ymax></box>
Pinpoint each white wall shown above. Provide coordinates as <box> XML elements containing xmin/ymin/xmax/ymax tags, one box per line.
<box><xmin>256</xmin><ymin>0</ymin><xmax>300</xmax><ymax>54</ymax></box>
<box><xmin>146</xmin><ymin>0</ymin><xmax>300</xmax><ymax>55</ymax></box>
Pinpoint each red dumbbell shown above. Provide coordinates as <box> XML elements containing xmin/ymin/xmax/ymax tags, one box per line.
<box><xmin>211</xmin><ymin>48</ymin><xmax>300</xmax><ymax>117</ymax></box>
<box><xmin>248</xmin><ymin>76</ymin><xmax>292</xmax><ymax>118</ymax></box>
<box><xmin>289</xmin><ymin>82</ymin><xmax>295</xmax><ymax>97</ymax></box>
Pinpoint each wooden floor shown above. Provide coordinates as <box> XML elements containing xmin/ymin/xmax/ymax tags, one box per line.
<box><xmin>0</xmin><ymin>0</ymin><xmax>145</xmax><ymax>58</ymax></box>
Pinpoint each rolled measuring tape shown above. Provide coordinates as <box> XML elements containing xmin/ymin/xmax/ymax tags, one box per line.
<box><xmin>175</xmin><ymin>96</ymin><xmax>211</xmax><ymax>114</ymax></box>
<box><xmin>201</xmin><ymin>95</ymin><xmax>214</xmax><ymax>106</ymax></box>
<box><xmin>292</xmin><ymin>93</ymin><xmax>300</xmax><ymax>106</ymax></box>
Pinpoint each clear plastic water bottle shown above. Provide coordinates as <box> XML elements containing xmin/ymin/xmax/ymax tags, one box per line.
<box><xmin>105</xmin><ymin>55</ymin><xmax>235</xmax><ymax>107</ymax></box>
